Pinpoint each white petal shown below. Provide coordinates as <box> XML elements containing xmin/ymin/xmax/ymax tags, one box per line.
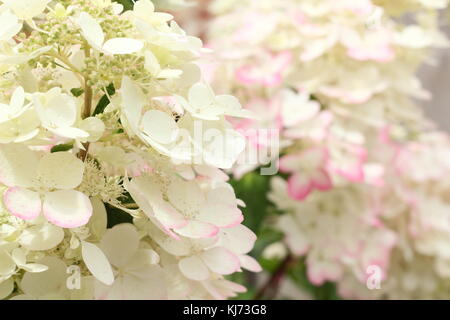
<box><xmin>127</xmin><ymin>176</ymin><xmax>187</xmax><ymax>229</ymax></box>
<box><xmin>43</xmin><ymin>190</ymin><xmax>92</xmax><ymax>228</ymax></box>
<box><xmin>3</xmin><ymin>187</ymin><xmax>41</xmax><ymax>221</ymax></box>
<box><xmin>158</xmin><ymin>69</ymin><xmax>183</xmax><ymax>79</ymax></box>
<box><xmin>2</xmin><ymin>0</ymin><xmax>50</xmax><ymax>20</ymax></box>
<box><xmin>0</xmin><ymin>278</ymin><xmax>14</xmax><ymax>299</ymax></box>
<box><xmin>81</xmin><ymin>241</ymin><xmax>114</xmax><ymax>286</ymax></box>
<box><xmin>49</xmin><ymin>126</ymin><xmax>90</xmax><ymax>139</ymax></box>
<box><xmin>219</xmin><ymin>224</ymin><xmax>257</xmax><ymax>255</ymax></box>
<box><xmin>179</xmin><ymin>255</ymin><xmax>210</xmax><ymax>281</ymax></box>
<box><xmin>34</xmin><ymin>89</ymin><xmax>77</xmax><ymax>128</ymax></box>
<box><xmin>0</xmin><ymin>144</ymin><xmax>38</xmax><ymax>187</ymax></box>
<box><xmin>0</xmin><ymin>10</ymin><xmax>22</xmax><ymax>41</ymax></box>
<box><xmin>37</xmin><ymin>152</ymin><xmax>84</xmax><ymax>190</ymax></box>
<box><xmin>167</xmin><ymin>178</ymin><xmax>205</xmax><ymax>213</ymax></box>
<box><xmin>19</xmin><ymin>223</ymin><xmax>64</xmax><ymax>251</ymax></box>
<box><xmin>10</xmin><ymin>86</ymin><xmax>25</xmax><ymax>110</ymax></box>
<box><xmin>239</xmin><ymin>255</ymin><xmax>262</xmax><ymax>272</ymax></box>
<box><xmin>79</xmin><ymin>117</ymin><xmax>105</xmax><ymax>142</ymax></box>
<box><xmin>175</xmin><ymin>220</ymin><xmax>219</xmax><ymax>239</ymax></box>
<box><xmin>100</xmin><ymin>224</ymin><xmax>139</xmax><ymax>268</ymax></box>
<box><xmin>198</xmin><ymin>186</ymin><xmax>243</xmax><ymax>228</ymax></box>
<box><xmin>200</xmin><ymin>247</ymin><xmax>240</xmax><ymax>275</ymax></box>
<box><xmin>88</xmin><ymin>197</ymin><xmax>107</xmax><ymax>240</ymax></box>
<box><xmin>20</xmin><ymin>257</ymin><xmax>67</xmax><ymax>298</ymax></box>
<box><xmin>120</xmin><ymin>77</ymin><xmax>145</xmax><ymax>133</ymax></box>
<box><xmin>144</xmin><ymin>50</ymin><xmax>161</xmax><ymax>76</ymax></box>
<box><xmin>21</xmin><ymin>263</ymin><xmax>48</xmax><ymax>273</ymax></box>
<box><xmin>141</xmin><ymin>110</ymin><xmax>179</xmax><ymax>144</ymax></box>
<box><xmin>11</xmin><ymin>248</ymin><xmax>26</xmax><ymax>266</ymax></box>
<box><xmin>188</xmin><ymin>83</ymin><xmax>215</xmax><ymax>110</ymax></box>
<box><xmin>121</xmin><ymin>268</ymin><xmax>167</xmax><ymax>299</ymax></box>
<box><xmin>0</xmin><ymin>251</ymin><xmax>15</xmax><ymax>276</ymax></box>
<box><xmin>103</xmin><ymin>38</ymin><xmax>144</xmax><ymax>55</ymax></box>
<box><xmin>76</xmin><ymin>12</ymin><xmax>105</xmax><ymax>49</ymax></box>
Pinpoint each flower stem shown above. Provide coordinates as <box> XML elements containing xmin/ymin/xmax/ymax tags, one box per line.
<box><xmin>254</xmin><ymin>253</ymin><xmax>294</xmax><ymax>300</ymax></box>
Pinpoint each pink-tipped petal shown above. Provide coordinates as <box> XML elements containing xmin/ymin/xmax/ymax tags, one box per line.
<box><xmin>311</xmin><ymin>169</ymin><xmax>333</xmax><ymax>191</ymax></box>
<box><xmin>200</xmin><ymin>247</ymin><xmax>241</xmax><ymax>275</ymax></box>
<box><xmin>239</xmin><ymin>255</ymin><xmax>262</xmax><ymax>272</ymax></box>
<box><xmin>174</xmin><ymin>220</ymin><xmax>219</xmax><ymax>239</ymax></box>
<box><xmin>43</xmin><ymin>190</ymin><xmax>92</xmax><ymax>228</ymax></box>
<box><xmin>287</xmin><ymin>173</ymin><xmax>313</xmax><ymax>201</ymax></box>
<box><xmin>3</xmin><ymin>187</ymin><xmax>41</xmax><ymax>220</ymax></box>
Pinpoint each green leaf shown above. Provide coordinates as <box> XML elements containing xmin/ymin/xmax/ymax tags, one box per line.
<box><xmin>105</xmin><ymin>203</ymin><xmax>133</xmax><ymax>228</ymax></box>
<box><xmin>230</xmin><ymin>171</ymin><xmax>273</xmax><ymax>234</ymax></box>
<box><xmin>113</xmin><ymin>0</ymin><xmax>135</xmax><ymax>11</ymax></box>
<box><xmin>70</xmin><ymin>88</ymin><xmax>84</xmax><ymax>97</ymax></box>
<box><xmin>288</xmin><ymin>259</ymin><xmax>341</xmax><ymax>300</ymax></box>
<box><xmin>51</xmin><ymin>143</ymin><xmax>73</xmax><ymax>153</ymax></box>
<box><xmin>93</xmin><ymin>83</ymin><xmax>115</xmax><ymax>116</ymax></box>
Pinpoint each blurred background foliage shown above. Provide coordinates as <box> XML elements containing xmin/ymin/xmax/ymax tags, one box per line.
<box><xmin>111</xmin><ymin>0</ymin><xmax>340</xmax><ymax>300</ymax></box>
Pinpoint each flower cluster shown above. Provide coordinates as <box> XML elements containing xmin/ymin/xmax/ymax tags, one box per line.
<box><xmin>200</xmin><ymin>0</ymin><xmax>450</xmax><ymax>298</ymax></box>
<box><xmin>0</xmin><ymin>0</ymin><xmax>260</xmax><ymax>300</ymax></box>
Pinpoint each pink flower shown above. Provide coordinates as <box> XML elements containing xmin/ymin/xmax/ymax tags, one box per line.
<box><xmin>235</xmin><ymin>51</ymin><xmax>292</xmax><ymax>88</ymax></box>
<box><xmin>280</xmin><ymin>148</ymin><xmax>332</xmax><ymax>201</ymax></box>
<box><xmin>328</xmin><ymin>142</ymin><xmax>367</xmax><ymax>182</ymax></box>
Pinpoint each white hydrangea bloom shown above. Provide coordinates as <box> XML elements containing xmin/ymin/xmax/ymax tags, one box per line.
<box><xmin>0</xmin><ymin>0</ymin><xmax>259</xmax><ymax>300</ymax></box>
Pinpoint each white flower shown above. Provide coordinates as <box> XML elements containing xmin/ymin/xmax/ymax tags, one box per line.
<box><xmin>0</xmin><ymin>10</ymin><xmax>22</xmax><ymax>41</ymax></box>
<box><xmin>0</xmin><ymin>145</ymin><xmax>92</xmax><ymax>228</ymax></box>
<box><xmin>33</xmin><ymin>87</ymin><xmax>105</xmax><ymax>143</ymax></box>
<box><xmin>1</xmin><ymin>0</ymin><xmax>51</xmax><ymax>21</ymax></box>
<box><xmin>130</xmin><ymin>0</ymin><xmax>173</xmax><ymax>26</ymax></box>
<box><xmin>94</xmin><ymin>224</ymin><xmax>167</xmax><ymax>300</ymax></box>
<box><xmin>125</xmin><ymin>174</ymin><xmax>243</xmax><ymax>239</ymax></box>
<box><xmin>176</xmin><ymin>83</ymin><xmax>251</xmax><ymax>120</ymax></box>
<box><xmin>0</xmin><ymin>86</ymin><xmax>40</xmax><ymax>143</ymax></box>
<box><xmin>75</xmin><ymin>12</ymin><xmax>143</xmax><ymax>55</ymax></box>
<box><xmin>12</xmin><ymin>257</ymin><xmax>94</xmax><ymax>300</ymax></box>
<box><xmin>144</xmin><ymin>50</ymin><xmax>183</xmax><ymax>79</ymax></box>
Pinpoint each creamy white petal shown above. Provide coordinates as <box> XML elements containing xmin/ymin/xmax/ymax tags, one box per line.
<box><xmin>201</xmin><ymin>247</ymin><xmax>240</xmax><ymax>275</ymax></box>
<box><xmin>37</xmin><ymin>152</ymin><xmax>84</xmax><ymax>190</ymax></box>
<box><xmin>141</xmin><ymin>110</ymin><xmax>179</xmax><ymax>144</ymax></box>
<box><xmin>0</xmin><ymin>144</ymin><xmax>38</xmax><ymax>187</ymax></box>
<box><xmin>100</xmin><ymin>224</ymin><xmax>139</xmax><ymax>268</ymax></box>
<box><xmin>179</xmin><ymin>255</ymin><xmax>210</xmax><ymax>281</ymax></box>
<box><xmin>43</xmin><ymin>190</ymin><xmax>92</xmax><ymax>228</ymax></box>
<box><xmin>103</xmin><ymin>38</ymin><xmax>144</xmax><ymax>55</ymax></box>
<box><xmin>19</xmin><ymin>223</ymin><xmax>64</xmax><ymax>251</ymax></box>
<box><xmin>81</xmin><ymin>241</ymin><xmax>114</xmax><ymax>286</ymax></box>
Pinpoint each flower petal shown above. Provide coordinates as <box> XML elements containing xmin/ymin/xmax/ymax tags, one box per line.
<box><xmin>76</xmin><ymin>12</ymin><xmax>105</xmax><ymax>49</ymax></box>
<box><xmin>175</xmin><ymin>220</ymin><xmax>219</xmax><ymax>239</ymax></box>
<box><xmin>103</xmin><ymin>38</ymin><xmax>144</xmax><ymax>55</ymax></box>
<box><xmin>239</xmin><ymin>255</ymin><xmax>262</xmax><ymax>272</ymax></box>
<box><xmin>37</xmin><ymin>152</ymin><xmax>84</xmax><ymax>190</ymax></box>
<box><xmin>218</xmin><ymin>224</ymin><xmax>257</xmax><ymax>255</ymax></box>
<box><xmin>141</xmin><ymin>110</ymin><xmax>179</xmax><ymax>144</ymax></box>
<box><xmin>100</xmin><ymin>224</ymin><xmax>139</xmax><ymax>269</ymax></box>
<box><xmin>20</xmin><ymin>257</ymin><xmax>67</xmax><ymax>298</ymax></box>
<box><xmin>81</xmin><ymin>241</ymin><xmax>114</xmax><ymax>286</ymax></box>
<box><xmin>43</xmin><ymin>190</ymin><xmax>92</xmax><ymax>228</ymax></box>
<box><xmin>287</xmin><ymin>173</ymin><xmax>313</xmax><ymax>201</ymax></box>
<box><xmin>311</xmin><ymin>169</ymin><xmax>332</xmax><ymax>191</ymax></box>
<box><xmin>179</xmin><ymin>255</ymin><xmax>210</xmax><ymax>281</ymax></box>
<box><xmin>0</xmin><ymin>278</ymin><xmax>14</xmax><ymax>299</ymax></box>
<box><xmin>3</xmin><ymin>187</ymin><xmax>41</xmax><ymax>220</ymax></box>
<box><xmin>200</xmin><ymin>247</ymin><xmax>241</xmax><ymax>275</ymax></box>
<box><xmin>19</xmin><ymin>223</ymin><xmax>64</xmax><ymax>251</ymax></box>
<box><xmin>0</xmin><ymin>144</ymin><xmax>38</xmax><ymax>187</ymax></box>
